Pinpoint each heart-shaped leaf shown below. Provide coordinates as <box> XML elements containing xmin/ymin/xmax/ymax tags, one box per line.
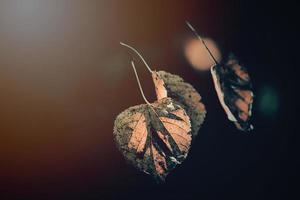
<box><xmin>114</xmin><ymin>98</ymin><xmax>192</xmax><ymax>181</ymax></box>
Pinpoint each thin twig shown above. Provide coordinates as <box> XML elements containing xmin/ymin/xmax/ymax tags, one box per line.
<box><xmin>131</xmin><ymin>61</ymin><xmax>151</xmax><ymax>105</ymax></box>
<box><xmin>120</xmin><ymin>42</ymin><xmax>153</xmax><ymax>73</ymax></box>
<box><xmin>185</xmin><ymin>21</ymin><xmax>218</xmax><ymax>65</ymax></box>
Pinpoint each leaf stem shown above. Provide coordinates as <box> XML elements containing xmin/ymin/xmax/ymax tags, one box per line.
<box><xmin>120</xmin><ymin>42</ymin><xmax>153</xmax><ymax>73</ymax></box>
<box><xmin>131</xmin><ymin>61</ymin><xmax>151</xmax><ymax>106</ymax></box>
<box><xmin>185</xmin><ymin>21</ymin><xmax>218</xmax><ymax>65</ymax></box>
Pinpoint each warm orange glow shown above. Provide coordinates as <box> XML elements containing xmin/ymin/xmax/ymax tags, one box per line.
<box><xmin>184</xmin><ymin>38</ymin><xmax>221</xmax><ymax>71</ymax></box>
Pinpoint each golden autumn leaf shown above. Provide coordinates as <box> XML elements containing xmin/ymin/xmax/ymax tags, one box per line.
<box><xmin>114</xmin><ymin>98</ymin><xmax>192</xmax><ymax>181</ymax></box>
<box><xmin>152</xmin><ymin>71</ymin><xmax>206</xmax><ymax>137</ymax></box>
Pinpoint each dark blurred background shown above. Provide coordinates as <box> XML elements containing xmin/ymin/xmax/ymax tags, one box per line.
<box><xmin>0</xmin><ymin>0</ymin><xmax>297</xmax><ymax>199</ymax></box>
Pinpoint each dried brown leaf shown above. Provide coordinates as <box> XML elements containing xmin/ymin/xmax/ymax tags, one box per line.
<box><xmin>211</xmin><ymin>54</ymin><xmax>254</xmax><ymax>131</ymax></box>
<box><xmin>113</xmin><ymin>98</ymin><xmax>192</xmax><ymax>181</ymax></box>
<box><xmin>184</xmin><ymin>22</ymin><xmax>253</xmax><ymax>131</ymax></box>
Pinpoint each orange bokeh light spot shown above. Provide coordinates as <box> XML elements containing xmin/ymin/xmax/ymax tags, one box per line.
<box><xmin>184</xmin><ymin>38</ymin><xmax>221</xmax><ymax>71</ymax></box>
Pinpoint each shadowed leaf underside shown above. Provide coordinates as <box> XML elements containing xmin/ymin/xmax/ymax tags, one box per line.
<box><xmin>152</xmin><ymin>71</ymin><xmax>206</xmax><ymax>137</ymax></box>
<box><xmin>211</xmin><ymin>55</ymin><xmax>254</xmax><ymax>131</ymax></box>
